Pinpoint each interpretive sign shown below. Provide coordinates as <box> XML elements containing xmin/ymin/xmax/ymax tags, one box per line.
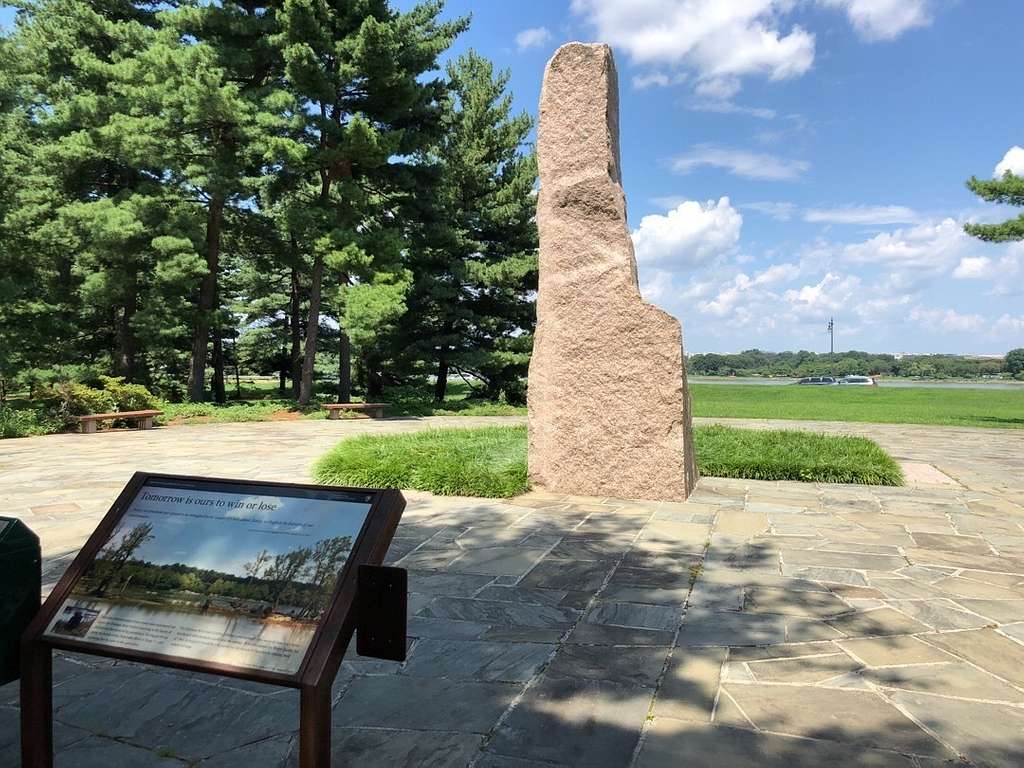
<box><xmin>21</xmin><ymin>472</ymin><xmax>407</xmax><ymax>768</ymax></box>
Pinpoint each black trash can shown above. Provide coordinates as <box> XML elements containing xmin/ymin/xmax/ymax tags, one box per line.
<box><xmin>0</xmin><ymin>517</ymin><xmax>41</xmax><ymax>685</ymax></box>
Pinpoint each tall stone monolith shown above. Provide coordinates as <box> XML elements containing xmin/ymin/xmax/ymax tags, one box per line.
<box><xmin>527</xmin><ymin>43</ymin><xmax>698</xmax><ymax>502</ymax></box>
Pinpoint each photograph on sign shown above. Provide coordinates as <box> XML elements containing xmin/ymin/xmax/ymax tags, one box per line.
<box><xmin>42</xmin><ymin>479</ymin><xmax>373</xmax><ymax>674</ymax></box>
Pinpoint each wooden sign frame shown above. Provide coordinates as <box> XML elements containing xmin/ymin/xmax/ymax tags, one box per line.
<box><xmin>20</xmin><ymin>472</ymin><xmax>407</xmax><ymax>768</ymax></box>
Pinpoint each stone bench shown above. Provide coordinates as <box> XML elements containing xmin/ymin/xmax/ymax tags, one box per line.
<box><xmin>322</xmin><ymin>403</ymin><xmax>387</xmax><ymax>420</ymax></box>
<box><xmin>77</xmin><ymin>409</ymin><xmax>163</xmax><ymax>434</ymax></box>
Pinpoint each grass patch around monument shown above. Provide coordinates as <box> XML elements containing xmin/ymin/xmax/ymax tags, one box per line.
<box><xmin>313</xmin><ymin>424</ymin><xmax>903</xmax><ymax>497</ymax></box>
<box><xmin>690</xmin><ymin>383</ymin><xmax>1024</xmax><ymax>429</ymax></box>
<box><xmin>314</xmin><ymin>425</ymin><xmax>529</xmax><ymax>498</ymax></box>
<box><xmin>695</xmin><ymin>424</ymin><xmax>903</xmax><ymax>485</ymax></box>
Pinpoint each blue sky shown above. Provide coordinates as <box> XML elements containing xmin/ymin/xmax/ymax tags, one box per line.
<box><xmin>5</xmin><ymin>1</ymin><xmax>1022</xmax><ymax>354</ymax></box>
<box><xmin>417</xmin><ymin>0</ymin><xmax>1023</xmax><ymax>355</ymax></box>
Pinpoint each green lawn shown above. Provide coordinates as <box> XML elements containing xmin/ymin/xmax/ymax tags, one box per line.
<box><xmin>313</xmin><ymin>424</ymin><xmax>903</xmax><ymax>497</ymax></box>
<box><xmin>313</xmin><ymin>425</ymin><xmax>529</xmax><ymax>497</ymax></box>
<box><xmin>690</xmin><ymin>383</ymin><xmax>1024</xmax><ymax>429</ymax></box>
<box><xmin>695</xmin><ymin>424</ymin><xmax>902</xmax><ymax>485</ymax></box>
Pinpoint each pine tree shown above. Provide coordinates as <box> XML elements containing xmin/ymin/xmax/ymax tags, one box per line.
<box><xmin>965</xmin><ymin>172</ymin><xmax>1024</xmax><ymax>242</ymax></box>
<box><xmin>122</xmin><ymin>0</ymin><xmax>285</xmax><ymax>401</ymax></box>
<box><xmin>273</xmin><ymin>0</ymin><xmax>466</xmax><ymax>404</ymax></box>
<box><xmin>0</xmin><ymin>0</ymin><xmax>201</xmax><ymax>391</ymax></box>
<box><xmin>402</xmin><ymin>51</ymin><xmax>538</xmax><ymax>404</ymax></box>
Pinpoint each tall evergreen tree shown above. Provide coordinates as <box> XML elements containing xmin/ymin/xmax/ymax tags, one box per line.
<box><xmin>123</xmin><ymin>0</ymin><xmax>285</xmax><ymax>401</ymax></box>
<box><xmin>273</xmin><ymin>0</ymin><xmax>466</xmax><ymax>404</ymax></box>
<box><xmin>402</xmin><ymin>51</ymin><xmax>538</xmax><ymax>403</ymax></box>
<box><xmin>0</xmin><ymin>0</ymin><xmax>201</xmax><ymax>390</ymax></box>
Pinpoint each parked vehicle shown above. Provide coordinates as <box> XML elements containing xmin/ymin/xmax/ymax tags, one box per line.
<box><xmin>796</xmin><ymin>376</ymin><xmax>839</xmax><ymax>385</ymax></box>
<box><xmin>840</xmin><ymin>375</ymin><xmax>876</xmax><ymax>386</ymax></box>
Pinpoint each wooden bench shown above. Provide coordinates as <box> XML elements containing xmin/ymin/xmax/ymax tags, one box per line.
<box><xmin>77</xmin><ymin>409</ymin><xmax>163</xmax><ymax>434</ymax></box>
<box><xmin>322</xmin><ymin>403</ymin><xmax>388</xmax><ymax>420</ymax></box>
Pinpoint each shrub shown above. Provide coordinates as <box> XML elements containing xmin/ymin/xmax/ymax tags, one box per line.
<box><xmin>0</xmin><ymin>408</ymin><xmax>49</xmax><ymax>438</ymax></box>
<box><xmin>38</xmin><ymin>382</ymin><xmax>115</xmax><ymax>428</ymax></box>
<box><xmin>99</xmin><ymin>376</ymin><xmax>158</xmax><ymax>411</ymax></box>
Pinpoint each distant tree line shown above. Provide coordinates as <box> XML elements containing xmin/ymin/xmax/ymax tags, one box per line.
<box><xmin>0</xmin><ymin>0</ymin><xmax>537</xmax><ymax>407</ymax></box>
<box><xmin>687</xmin><ymin>349</ymin><xmax>1020</xmax><ymax>380</ymax></box>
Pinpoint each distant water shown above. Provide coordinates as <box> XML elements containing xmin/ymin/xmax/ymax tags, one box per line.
<box><xmin>689</xmin><ymin>376</ymin><xmax>1024</xmax><ymax>391</ymax></box>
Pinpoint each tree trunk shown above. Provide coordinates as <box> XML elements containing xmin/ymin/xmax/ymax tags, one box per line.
<box><xmin>290</xmin><ymin>264</ymin><xmax>302</xmax><ymax>398</ymax></box>
<box><xmin>298</xmin><ymin>252</ymin><xmax>324</xmax><ymax>405</ymax></box>
<box><xmin>187</xmin><ymin>195</ymin><xmax>225</xmax><ymax>402</ymax></box>
<box><xmin>338</xmin><ymin>331</ymin><xmax>351</xmax><ymax>403</ymax></box>
<box><xmin>116</xmin><ymin>278</ymin><xmax>138</xmax><ymax>382</ymax></box>
<box><xmin>233</xmin><ymin>332</ymin><xmax>241</xmax><ymax>399</ymax></box>
<box><xmin>434</xmin><ymin>356</ymin><xmax>448</xmax><ymax>403</ymax></box>
<box><xmin>366</xmin><ymin>354</ymin><xmax>384</xmax><ymax>400</ymax></box>
<box><xmin>212</xmin><ymin>323</ymin><xmax>226</xmax><ymax>404</ymax></box>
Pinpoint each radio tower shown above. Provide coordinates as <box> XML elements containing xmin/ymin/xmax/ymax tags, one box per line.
<box><xmin>827</xmin><ymin>317</ymin><xmax>835</xmax><ymax>358</ymax></box>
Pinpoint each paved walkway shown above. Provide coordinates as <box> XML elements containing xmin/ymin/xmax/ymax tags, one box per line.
<box><xmin>1</xmin><ymin>417</ymin><xmax>1023</xmax><ymax>766</ymax></box>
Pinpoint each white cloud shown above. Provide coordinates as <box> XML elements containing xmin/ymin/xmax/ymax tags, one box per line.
<box><xmin>695</xmin><ymin>263</ymin><xmax>805</xmax><ymax>325</ymax></box>
<box><xmin>743</xmin><ymin>201</ymin><xmax>796</xmax><ymax>220</ymax></box>
<box><xmin>672</xmin><ymin>144</ymin><xmax>809</xmax><ymax>181</ymax></box>
<box><xmin>994</xmin><ymin>146</ymin><xmax>1024</xmax><ymax>178</ymax></box>
<box><xmin>840</xmin><ymin>218</ymin><xmax>967</xmax><ymax>270</ymax></box>
<box><xmin>754</xmin><ymin>262</ymin><xmax>801</xmax><ymax>285</ymax></box>
<box><xmin>639</xmin><ymin>269</ymin><xmax>674</xmax><ymax>303</ymax></box>
<box><xmin>952</xmin><ymin>256</ymin><xmax>993</xmax><ymax>279</ymax></box>
<box><xmin>690</xmin><ymin>100</ymin><xmax>777</xmax><ymax>119</ymax></box>
<box><xmin>571</xmin><ymin>0</ymin><xmax>815</xmax><ymax>97</ymax></box>
<box><xmin>784</xmin><ymin>272</ymin><xmax>861</xmax><ymax>313</ymax></box>
<box><xmin>633</xmin><ymin>72</ymin><xmax>670</xmax><ymax>89</ymax></box>
<box><xmin>632</xmin><ymin>71</ymin><xmax>689</xmax><ymax>89</ymax></box>
<box><xmin>803</xmin><ymin>204</ymin><xmax>919</xmax><ymax>225</ymax></box>
<box><xmin>820</xmin><ymin>0</ymin><xmax>932</xmax><ymax>42</ymax></box>
<box><xmin>694</xmin><ymin>76</ymin><xmax>742</xmax><ymax>101</ymax></box>
<box><xmin>994</xmin><ymin>314</ymin><xmax>1024</xmax><ymax>334</ymax></box>
<box><xmin>514</xmin><ymin>27</ymin><xmax>551</xmax><ymax>51</ymax></box>
<box><xmin>952</xmin><ymin>244</ymin><xmax>1023</xmax><ymax>294</ymax></box>
<box><xmin>909</xmin><ymin>306</ymin><xmax>985</xmax><ymax>333</ymax></box>
<box><xmin>572</xmin><ymin>1</ymin><xmax>934</xmax><ymax>99</ymax></box>
<box><xmin>633</xmin><ymin>197</ymin><xmax>743</xmax><ymax>267</ymax></box>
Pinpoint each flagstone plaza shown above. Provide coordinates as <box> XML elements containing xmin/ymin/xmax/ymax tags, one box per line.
<box><xmin>2</xmin><ymin>417</ymin><xmax>1023</xmax><ymax>766</ymax></box>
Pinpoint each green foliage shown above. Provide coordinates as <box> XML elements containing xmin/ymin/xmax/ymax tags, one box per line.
<box><xmin>691</xmin><ymin>383</ymin><xmax>1024</xmax><ymax>429</ymax></box>
<box><xmin>688</xmin><ymin>349</ymin><xmax>1006</xmax><ymax>379</ymax></box>
<box><xmin>964</xmin><ymin>173</ymin><xmax>1024</xmax><ymax>242</ymax></box>
<box><xmin>1006</xmin><ymin>349</ymin><xmax>1024</xmax><ymax>376</ymax></box>
<box><xmin>39</xmin><ymin>382</ymin><xmax>116</xmax><ymax>425</ymax></box>
<box><xmin>2</xmin><ymin>0</ymin><xmax>536</xmax><ymax>412</ymax></box>
<box><xmin>99</xmin><ymin>376</ymin><xmax>158</xmax><ymax>411</ymax></box>
<box><xmin>0</xmin><ymin>406</ymin><xmax>59</xmax><ymax>438</ymax></box>
<box><xmin>694</xmin><ymin>425</ymin><xmax>903</xmax><ymax>485</ymax></box>
<box><xmin>313</xmin><ymin>424</ymin><xmax>904</xmax><ymax>497</ymax></box>
<box><xmin>158</xmin><ymin>399</ymin><xmax>324</xmax><ymax>425</ymax></box>
<box><xmin>394</xmin><ymin>50</ymin><xmax>538</xmax><ymax>403</ymax></box>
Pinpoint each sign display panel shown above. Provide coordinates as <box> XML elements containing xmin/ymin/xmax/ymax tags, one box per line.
<box><xmin>42</xmin><ymin>478</ymin><xmax>374</xmax><ymax>675</ymax></box>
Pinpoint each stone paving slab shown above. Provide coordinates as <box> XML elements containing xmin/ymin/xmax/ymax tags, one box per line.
<box><xmin>2</xmin><ymin>417</ymin><xmax>1024</xmax><ymax>766</ymax></box>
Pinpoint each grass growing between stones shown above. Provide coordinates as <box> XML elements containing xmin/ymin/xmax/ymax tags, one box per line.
<box><xmin>313</xmin><ymin>424</ymin><xmax>903</xmax><ymax>497</ymax></box>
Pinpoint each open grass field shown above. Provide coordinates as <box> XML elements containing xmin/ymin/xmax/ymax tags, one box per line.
<box><xmin>313</xmin><ymin>424</ymin><xmax>903</xmax><ymax>497</ymax></box>
<box><xmin>690</xmin><ymin>383</ymin><xmax>1024</xmax><ymax>429</ymax></box>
